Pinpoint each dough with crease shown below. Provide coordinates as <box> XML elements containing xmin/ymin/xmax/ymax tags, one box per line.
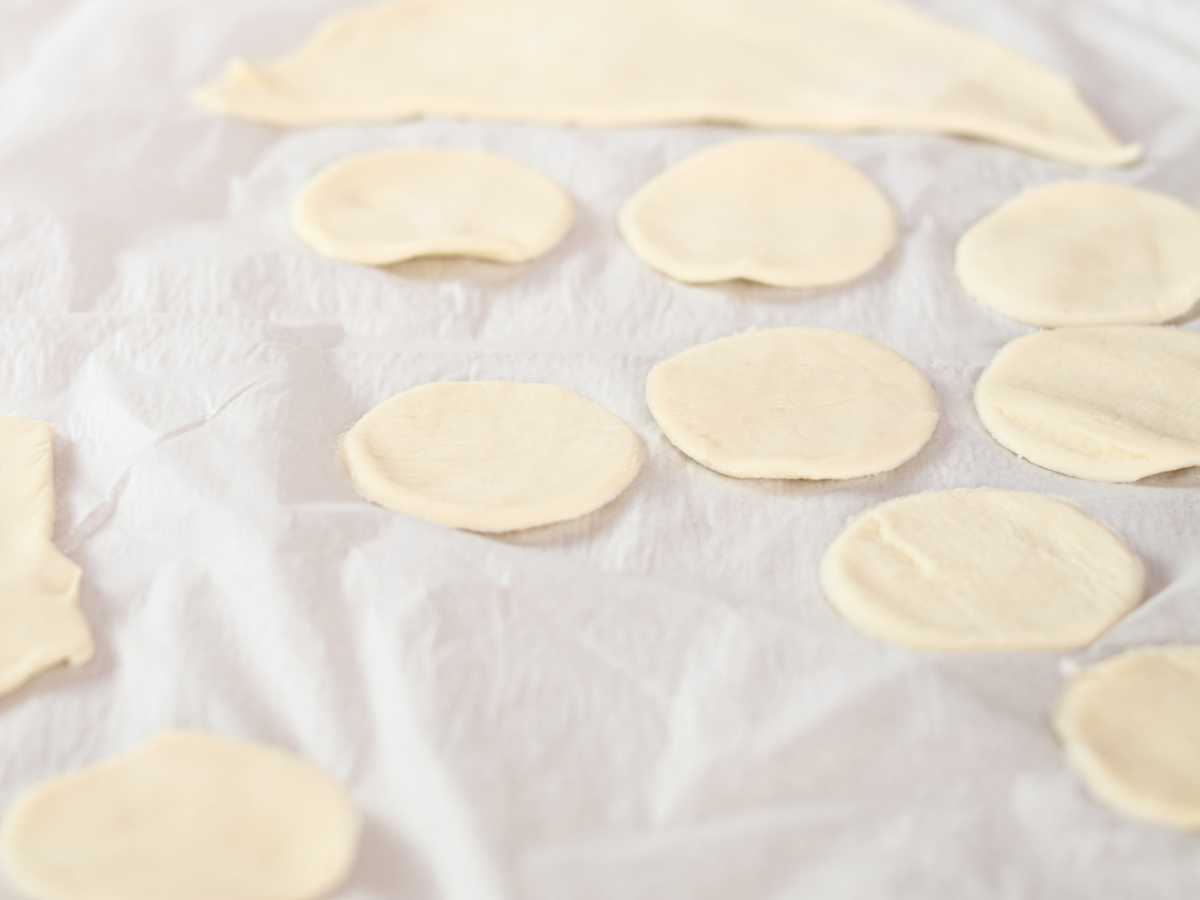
<box><xmin>957</xmin><ymin>182</ymin><xmax>1200</xmax><ymax>326</ymax></box>
<box><xmin>293</xmin><ymin>149</ymin><xmax>573</xmax><ymax>266</ymax></box>
<box><xmin>1055</xmin><ymin>646</ymin><xmax>1200</xmax><ymax>829</ymax></box>
<box><xmin>822</xmin><ymin>489</ymin><xmax>1143</xmax><ymax>651</ymax></box>
<box><xmin>341</xmin><ymin>382</ymin><xmax>643</xmax><ymax>532</ymax></box>
<box><xmin>646</xmin><ymin>328</ymin><xmax>938</xmax><ymax>479</ymax></box>
<box><xmin>195</xmin><ymin>0</ymin><xmax>1138</xmax><ymax>167</ymax></box>
<box><xmin>1</xmin><ymin>731</ymin><xmax>359</xmax><ymax>900</ymax></box>
<box><xmin>621</xmin><ymin>140</ymin><xmax>894</xmax><ymax>287</ymax></box>
<box><xmin>975</xmin><ymin>327</ymin><xmax>1200</xmax><ymax>482</ymax></box>
<box><xmin>0</xmin><ymin>418</ymin><xmax>92</xmax><ymax>698</ymax></box>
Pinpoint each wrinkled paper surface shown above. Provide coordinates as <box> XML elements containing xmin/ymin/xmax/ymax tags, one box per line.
<box><xmin>0</xmin><ymin>1</ymin><xmax>1198</xmax><ymax>897</ymax></box>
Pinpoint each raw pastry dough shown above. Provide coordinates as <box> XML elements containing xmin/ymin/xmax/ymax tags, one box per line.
<box><xmin>975</xmin><ymin>327</ymin><xmax>1200</xmax><ymax>483</ymax></box>
<box><xmin>341</xmin><ymin>382</ymin><xmax>644</xmax><ymax>532</ymax></box>
<box><xmin>620</xmin><ymin>140</ymin><xmax>894</xmax><ymax>287</ymax></box>
<box><xmin>957</xmin><ymin>182</ymin><xmax>1200</xmax><ymax>326</ymax></box>
<box><xmin>0</xmin><ymin>418</ymin><xmax>92</xmax><ymax>698</ymax></box>
<box><xmin>822</xmin><ymin>489</ymin><xmax>1143</xmax><ymax>651</ymax></box>
<box><xmin>1055</xmin><ymin>646</ymin><xmax>1200</xmax><ymax>829</ymax></box>
<box><xmin>1</xmin><ymin>731</ymin><xmax>359</xmax><ymax>900</ymax></box>
<box><xmin>195</xmin><ymin>0</ymin><xmax>1138</xmax><ymax>167</ymax></box>
<box><xmin>293</xmin><ymin>149</ymin><xmax>573</xmax><ymax>266</ymax></box>
<box><xmin>646</xmin><ymin>328</ymin><xmax>938</xmax><ymax>479</ymax></box>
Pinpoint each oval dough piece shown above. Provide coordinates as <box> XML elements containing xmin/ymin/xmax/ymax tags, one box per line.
<box><xmin>957</xmin><ymin>182</ymin><xmax>1200</xmax><ymax>326</ymax></box>
<box><xmin>194</xmin><ymin>0</ymin><xmax>1138</xmax><ymax>167</ymax></box>
<box><xmin>293</xmin><ymin>149</ymin><xmax>573</xmax><ymax>265</ymax></box>
<box><xmin>341</xmin><ymin>382</ymin><xmax>644</xmax><ymax>532</ymax></box>
<box><xmin>1</xmin><ymin>731</ymin><xmax>359</xmax><ymax>900</ymax></box>
<box><xmin>646</xmin><ymin>328</ymin><xmax>938</xmax><ymax>479</ymax></box>
<box><xmin>822</xmin><ymin>489</ymin><xmax>1144</xmax><ymax>651</ymax></box>
<box><xmin>975</xmin><ymin>326</ymin><xmax>1200</xmax><ymax>483</ymax></box>
<box><xmin>620</xmin><ymin>140</ymin><xmax>895</xmax><ymax>287</ymax></box>
<box><xmin>1055</xmin><ymin>646</ymin><xmax>1200</xmax><ymax>829</ymax></box>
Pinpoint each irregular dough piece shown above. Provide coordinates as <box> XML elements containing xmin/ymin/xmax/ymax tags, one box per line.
<box><xmin>1055</xmin><ymin>646</ymin><xmax>1200</xmax><ymax>829</ymax></box>
<box><xmin>822</xmin><ymin>489</ymin><xmax>1143</xmax><ymax>651</ymax></box>
<box><xmin>195</xmin><ymin>0</ymin><xmax>1138</xmax><ymax>167</ymax></box>
<box><xmin>341</xmin><ymin>382</ymin><xmax>643</xmax><ymax>532</ymax></box>
<box><xmin>957</xmin><ymin>182</ymin><xmax>1200</xmax><ymax>326</ymax></box>
<box><xmin>0</xmin><ymin>418</ymin><xmax>92</xmax><ymax>698</ymax></box>
<box><xmin>647</xmin><ymin>328</ymin><xmax>938</xmax><ymax>479</ymax></box>
<box><xmin>293</xmin><ymin>149</ymin><xmax>573</xmax><ymax>266</ymax></box>
<box><xmin>621</xmin><ymin>140</ymin><xmax>894</xmax><ymax>287</ymax></box>
<box><xmin>1</xmin><ymin>731</ymin><xmax>359</xmax><ymax>900</ymax></box>
<box><xmin>976</xmin><ymin>327</ymin><xmax>1200</xmax><ymax>482</ymax></box>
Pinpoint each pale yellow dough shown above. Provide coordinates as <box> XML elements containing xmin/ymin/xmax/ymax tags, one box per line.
<box><xmin>646</xmin><ymin>328</ymin><xmax>938</xmax><ymax>480</ymax></box>
<box><xmin>293</xmin><ymin>149</ymin><xmax>573</xmax><ymax>266</ymax></box>
<box><xmin>975</xmin><ymin>327</ymin><xmax>1200</xmax><ymax>483</ymax></box>
<box><xmin>621</xmin><ymin>140</ymin><xmax>895</xmax><ymax>287</ymax></box>
<box><xmin>0</xmin><ymin>418</ymin><xmax>92</xmax><ymax>698</ymax></box>
<box><xmin>1</xmin><ymin>732</ymin><xmax>359</xmax><ymax>900</ymax></box>
<box><xmin>196</xmin><ymin>0</ymin><xmax>1138</xmax><ymax>167</ymax></box>
<box><xmin>822</xmin><ymin>489</ymin><xmax>1143</xmax><ymax>651</ymax></box>
<box><xmin>1056</xmin><ymin>646</ymin><xmax>1200</xmax><ymax>829</ymax></box>
<box><xmin>341</xmin><ymin>382</ymin><xmax>644</xmax><ymax>532</ymax></box>
<box><xmin>958</xmin><ymin>182</ymin><xmax>1200</xmax><ymax>326</ymax></box>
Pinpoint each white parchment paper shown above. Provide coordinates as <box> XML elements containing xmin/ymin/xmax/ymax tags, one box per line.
<box><xmin>0</xmin><ymin>1</ymin><xmax>1198</xmax><ymax>897</ymax></box>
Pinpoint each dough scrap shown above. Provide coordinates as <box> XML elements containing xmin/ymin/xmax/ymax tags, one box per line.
<box><xmin>341</xmin><ymin>382</ymin><xmax>644</xmax><ymax>532</ymax></box>
<box><xmin>646</xmin><ymin>328</ymin><xmax>938</xmax><ymax>480</ymax></box>
<box><xmin>195</xmin><ymin>0</ymin><xmax>1138</xmax><ymax>167</ymax></box>
<box><xmin>293</xmin><ymin>149</ymin><xmax>573</xmax><ymax>266</ymax></box>
<box><xmin>620</xmin><ymin>139</ymin><xmax>894</xmax><ymax>288</ymax></box>
<box><xmin>1055</xmin><ymin>646</ymin><xmax>1200</xmax><ymax>829</ymax></box>
<box><xmin>822</xmin><ymin>489</ymin><xmax>1143</xmax><ymax>651</ymax></box>
<box><xmin>1</xmin><ymin>731</ymin><xmax>359</xmax><ymax>900</ymax></box>
<box><xmin>975</xmin><ymin>326</ymin><xmax>1200</xmax><ymax>483</ymax></box>
<box><xmin>0</xmin><ymin>418</ymin><xmax>92</xmax><ymax>698</ymax></box>
<box><xmin>957</xmin><ymin>182</ymin><xmax>1200</xmax><ymax>326</ymax></box>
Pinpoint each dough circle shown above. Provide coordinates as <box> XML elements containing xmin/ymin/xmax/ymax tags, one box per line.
<box><xmin>341</xmin><ymin>382</ymin><xmax>644</xmax><ymax>532</ymax></box>
<box><xmin>821</xmin><ymin>489</ymin><xmax>1144</xmax><ymax>651</ymax></box>
<box><xmin>292</xmin><ymin>149</ymin><xmax>573</xmax><ymax>265</ymax></box>
<box><xmin>975</xmin><ymin>326</ymin><xmax>1200</xmax><ymax>483</ymax></box>
<box><xmin>957</xmin><ymin>182</ymin><xmax>1200</xmax><ymax>326</ymax></box>
<box><xmin>1</xmin><ymin>731</ymin><xmax>359</xmax><ymax>900</ymax></box>
<box><xmin>1055</xmin><ymin>646</ymin><xmax>1200</xmax><ymax>829</ymax></box>
<box><xmin>620</xmin><ymin>140</ymin><xmax>895</xmax><ymax>287</ymax></box>
<box><xmin>646</xmin><ymin>328</ymin><xmax>938</xmax><ymax>479</ymax></box>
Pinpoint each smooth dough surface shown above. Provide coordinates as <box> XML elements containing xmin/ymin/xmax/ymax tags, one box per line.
<box><xmin>1</xmin><ymin>732</ymin><xmax>359</xmax><ymax>900</ymax></box>
<box><xmin>196</xmin><ymin>0</ymin><xmax>1138</xmax><ymax>167</ymax></box>
<box><xmin>0</xmin><ymin>418</ymin><xmax>92</xmax><ymax>698</ymax></box>
<box><xmin>293</xmin><ymin>149</ymin><xmax>573</xmax><ymax>266</ymax></box>
<box><xmin>957</xmin><ymin>182</ymin><xmax>1200</xmax><ymax>326</ymax></box>
<box><xmin>1055</xmin><ymin>646</ymin><xmax>1200</xmax><ymax>829</ymax></box>
<box><xmin>620</xmin><ymin>140</ymin><xmax>895</xmax><ymax>287</ymax></box>
<box><xmin>822</xmin><ymin>489</ymin><xmax>1143</xmax><ymax>651</ymax></box>
<box><xmin>341</xmin><ymin>382</ymin><xmax>644</xmax><ymax>532</ymax></box>
<box><xmin>646</xmin><ymin>328</ymin><xmax>938</xmax><ymax>480</ymax></box>
<box><xmin>975</xmin><ymin>327</ymin><xmax>1200</xmax><ymax>483</ymax></box>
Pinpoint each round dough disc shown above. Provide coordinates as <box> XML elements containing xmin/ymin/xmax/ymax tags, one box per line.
<box><xmin>0</xmin><ymin>732</ymin><xmax>359</xmax><ymax>900</ymax></box>
<box><xmin>341</xmin><ymin>382</ymin><xmax>644</xmax><ymax>532</ymax></box>
<box><xmin>1055</xmin><ymin>646</ymin><xmax>1200</xmax><ymax>829</ymax></box>
<box><xmin>646</xmin><ymin>328</ymin><xmax>937</xmax><ymax>479</ymax></box>
<box><xmin>975</xmin><ymin>326</ymin><xmax>1200</xmax><ymax>483</ymax></box>
<box><xmin>957</xmin><ymin>182</ymin><xmax>1200</xmax><ymax>326</ymax></box>
<box><xmin>821</xmin><ymin>489</ymin><xmax>1144</xmax><ymax>651</ymax></box>
<box><xmin>293</xmin><ymin>149</ymin><xmax>573</xmax><ymax>265</ymax></box>
<box><xmin>620</xmin><ymin>140</ymin><xmax>895</xmax><ymax>287</ymax></box>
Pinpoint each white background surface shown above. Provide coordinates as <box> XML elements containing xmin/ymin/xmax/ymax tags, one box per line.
<box><xmin>1</xmin><ymin>1</ymin><xmax>1199</xmax><ymax>897</ymax></box>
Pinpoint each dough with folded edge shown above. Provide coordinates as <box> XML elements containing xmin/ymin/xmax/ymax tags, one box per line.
<box><xmin>621</xmin><ymin>140</ymin><xmax>895</xmax><ymax>287</ymax></box>
<box><xmin>195</xmin><ymin>0</ymin><xmax>1139</xmax><ymax>167</ymax></box>
<box><xmin>293</xmin><ymin>149</ymin><xmax>573</xmax><ymax>266</ymax></box>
